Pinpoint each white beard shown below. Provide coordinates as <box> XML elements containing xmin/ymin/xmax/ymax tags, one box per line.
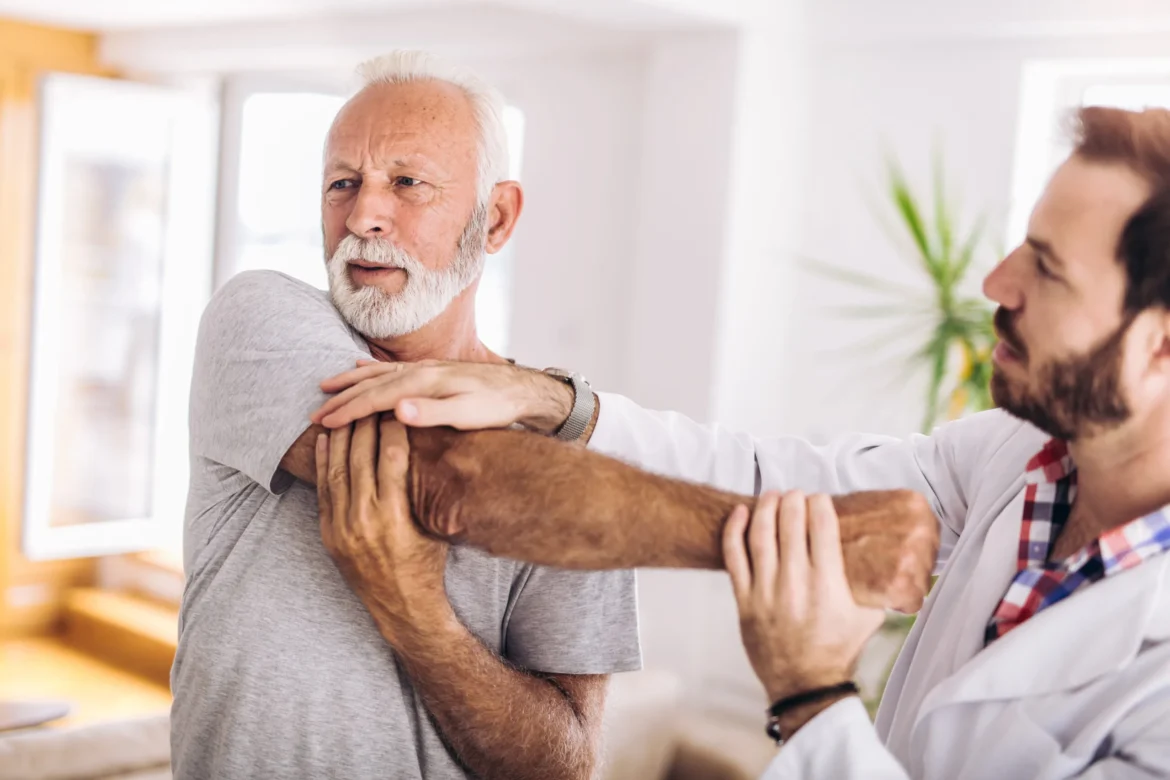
<box><xmin>327</xmin><ymin>203</ymin><xmax>488</xmax><ymax>340</ymax></box>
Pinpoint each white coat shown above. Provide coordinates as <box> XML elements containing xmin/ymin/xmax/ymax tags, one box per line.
<box><xmin>588</xmin><ymin>393</ymin><xmax>1170</xmax><ymax>779</ymax></box>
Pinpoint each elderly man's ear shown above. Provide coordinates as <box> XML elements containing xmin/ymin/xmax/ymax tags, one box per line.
<box><xmin>485</xmin><ymin>181</ymin><xmax>523</xmax><ymax>254</ymax></box>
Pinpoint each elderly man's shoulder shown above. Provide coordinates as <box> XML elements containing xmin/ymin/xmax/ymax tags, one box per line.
<box><xmin>202</xmin><ymin>270</ymin><xmax>337</xmax><ymax>327</ymax></box>
<box><xmin>196</xmin><ymin>270</ymin><xmax>347</xmax><ymax>352</ymax></box>
<box><xmin>211</xmin><ymin>269</ymin><xmax>330</xmax><ymax>310</ymax></box>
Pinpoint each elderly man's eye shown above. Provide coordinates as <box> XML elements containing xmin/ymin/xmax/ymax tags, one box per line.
<box><xmin>395</xmin><ymin>177</ymin><xmax>423</xmax><ymax>187</ymax></box>
<box><xmin>329</xmin><ymin>179</ymin><xmax>356</xmax><ymax>191</ymax></box>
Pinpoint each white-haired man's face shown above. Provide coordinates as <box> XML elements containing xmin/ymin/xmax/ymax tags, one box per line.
<box><xmin>321</xmin><ymin>79</ymin><xmax>488</xmax><ymax>340</ymax></box>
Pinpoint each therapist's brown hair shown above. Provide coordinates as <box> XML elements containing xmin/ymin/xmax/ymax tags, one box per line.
<box><xmin>1074</xmin><ymin>106</ymin><xmax>1170</xmax><ymax>187</ymax></box>
<box><xmin>1073</xmin><ymin>107</ymin><xmax>1170</xmax><ymax>314</ymax></box>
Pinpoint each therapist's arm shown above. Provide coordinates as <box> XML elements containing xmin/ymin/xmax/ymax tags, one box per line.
<box><xmin>758</xmin><ymin>671</ymin><xmax>1170</xmax><ymax>780</ymax></box>
<box><xmin>757</xmin><ymin>698</ymin><xmax>909</xmax><ymax>780</ymax></box>
<box><xmin>737</xmin><ymin>496</ymin><xmax>1166</xmax><ymax>780</ymax></box>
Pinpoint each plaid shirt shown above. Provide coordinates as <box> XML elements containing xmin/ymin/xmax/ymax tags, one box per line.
<box><xmin>984</xmin><ymin>438</ymin><xmax>1170</xmax><ymax>645</ymax></box>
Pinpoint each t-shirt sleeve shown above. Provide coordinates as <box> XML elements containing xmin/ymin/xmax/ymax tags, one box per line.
<box><xmin>503</xmin><ymin>566</ymin><xmax>643</xmax><ymax>675</ymax></box>
<box><xmin>188</xmin><ymin>270</ymin><xmax>370</xmax><ymax>495</ymax></box>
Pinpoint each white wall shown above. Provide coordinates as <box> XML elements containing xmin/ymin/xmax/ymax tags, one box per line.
<box><xmin>616</xmin><ymin>31</ymin><xmax>749</xmax><ymax>713</ymax></box>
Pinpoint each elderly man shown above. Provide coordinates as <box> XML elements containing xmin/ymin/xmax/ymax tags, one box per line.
<box><xmin>170</xmin><ymin>51</ymin><xmax>641</xmax><ymax>780</ymax></box>
<box><xmin>314</xmin><ymin>106</ymin><xmax>1170</xmax><ymax>778</ymax></box>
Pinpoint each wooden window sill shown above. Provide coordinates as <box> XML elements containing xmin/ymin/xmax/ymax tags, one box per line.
<box><xmin>61</xmin><ymin>588</ymin><xmax>177</xmax><ymax>688</ymax></box>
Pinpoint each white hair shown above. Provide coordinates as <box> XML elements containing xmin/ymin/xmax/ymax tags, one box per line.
<box><xmin>355</xmin><ymin>50</ymin><xmax>509</xmax><ymax>204</ymax></box>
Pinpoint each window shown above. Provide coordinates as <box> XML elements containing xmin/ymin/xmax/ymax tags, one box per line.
<box><xmin>221</xmin><ymin>85</ymin><xmax>525</xmax><ymax>355</ymax></box>
<box><xmin>231</xmin><ymin>92</ymin><xmax>345</xmax><ymax>289</ymax></box>
<box><xmin>1082</xmin><ymin>84</ymin><xmax>1170</xmax><ymax>111</ymax></box>
<box><xmin>24</xmin><ymin>74</ymin><xmax>216</xmax><ymax>560</ymax></box>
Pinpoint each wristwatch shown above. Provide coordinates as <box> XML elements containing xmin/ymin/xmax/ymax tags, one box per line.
<box><xmin>542</xmin><ymin>368</ymin><xmax>595</xmax><ymax>442</ymax></box>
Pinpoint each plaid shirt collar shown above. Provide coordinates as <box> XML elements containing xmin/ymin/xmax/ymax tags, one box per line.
<box><xmin>984</xmin><ymin>438</ymin><xmax>1170</xmax><ymax>645</ymax></box>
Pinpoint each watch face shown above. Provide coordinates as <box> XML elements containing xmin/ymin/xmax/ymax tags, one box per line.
<box><xmin>545</xmin><ymin>368</ymin><xmax>591</xmax><ymax>387</ymax></box>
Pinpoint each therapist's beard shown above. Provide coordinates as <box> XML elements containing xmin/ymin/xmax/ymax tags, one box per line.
<box><xmin>327</xmin><ymin>203</ymin><xmax>488</xmax><ymax>340</ymax></box>
<box><xmin>991</xmin><ymin>319</ymin><xmax>1131</xmax><ymax>441</ymax></box>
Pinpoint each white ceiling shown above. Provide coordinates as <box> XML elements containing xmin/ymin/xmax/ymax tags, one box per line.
<box><xmin>0</xmin><ymin>0</ymin><xmax>724</xmax><ymax>32</ymax></box>
<box><xmin>810</xmin><ymin>0</ymin><xmax>1170</xmax><ymax>42</ymax></box>
<box><xmin>5</xmin><ymin>0</ymin><xmax>1170</xmax><ymax>39</ymax></box>
<box><xmin>99</xmin><ymin>4</ymin><xmax>663</xmax><ymax>75</ymax></box>
<box><xmin>0</xmin><ymin>0</ymin><xmax>457</xmax><ymax>31</ymax></box>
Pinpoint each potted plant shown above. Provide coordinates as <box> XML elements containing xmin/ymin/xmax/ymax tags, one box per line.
<box><xmin>806</xmin><ymin>153</ymin><xmax>998</xmax><ymax>433</ymax></box>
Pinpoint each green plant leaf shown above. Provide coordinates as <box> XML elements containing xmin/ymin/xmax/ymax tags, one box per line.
<box><xmin>886</xmin><ymin>155</ymin><xmax>936</xmax><ymax>272</ymax></box>
<box><xmin>860</xmin><ymin>180</ymin><xmax>934</xmax><ymax>276</ymax></box>
<box><xmin>933</xmin><ymin>148</ymin><xmax>955</xmax><ymax>275</ymax></box>
<box><xmin>953</xmin><ymin>212</ymin><xmax>987</xmax><ymax>286</ymax></box>
<box><xmin>918</xmin><ymin>326</ymin><xmax>955</xmax><ymax>431</ymax></box>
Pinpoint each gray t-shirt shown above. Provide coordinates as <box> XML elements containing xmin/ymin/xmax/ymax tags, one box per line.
<box><xmin>171</xmin><ymin>270</ymin><xmax>641</xmax><ymax>780</ymax></box>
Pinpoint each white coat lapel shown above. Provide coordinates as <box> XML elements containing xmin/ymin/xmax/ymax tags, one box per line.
<box><xmin>921</xmin><ymin>489</ymin><xmax>1027</xmax><ymax>687</ymax></box>
<box><xmin>918</xmin><ymin>552</ymin><xmax>1169</xmax><ymax>721</ymax></box>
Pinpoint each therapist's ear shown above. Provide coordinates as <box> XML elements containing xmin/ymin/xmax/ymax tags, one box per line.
<box><xmin>1134</xmin><ymin>309</ymin><xmax>1170</xmax><ymax>389</ymax></box>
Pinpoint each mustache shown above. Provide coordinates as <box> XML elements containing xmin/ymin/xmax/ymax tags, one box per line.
<box><xmin>994</xmin><ymin>307</ymin><xmax>1028</xmax><ymax>358</ymax></box>
<box><xmin>330</xmin><ymin>235</ymin><xmax>417</xmax><ymax>269</ymax></box>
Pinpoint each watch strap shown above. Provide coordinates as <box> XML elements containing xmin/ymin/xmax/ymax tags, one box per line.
<box><xmin>544</xmin><ymin>369</ymin><xmax>594</xmax><ymax>442</ymax></box>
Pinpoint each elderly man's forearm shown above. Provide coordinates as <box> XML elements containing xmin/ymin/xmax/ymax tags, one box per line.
<box><xmin>406</xmin><ymin>427</ymin><xmax>937</xmax><ymax>611</ymax></box>
<box><xmin>368</xmin><ymin>600</ymin><xmax>602</xmax><ymax>780</ymax></box>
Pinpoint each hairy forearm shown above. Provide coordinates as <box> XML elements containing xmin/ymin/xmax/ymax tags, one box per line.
<box><xmin>290</xmin><ymin>412</ymin><xmax>935</xmax><ymax>610</ymax></box>
<box><xmin>409</xmin><ymin>426</ymin><xmax>728</xmax><ymax>569</ymax></box>
<box><xmin>370</xmin><ymin>601</ymin><xmax>600</xmax><ymax>780</ymax></box>
<box><xmin>406</xmin><ymin>427</ymin><xmax>936</xmax><ymax>610</ymax></box>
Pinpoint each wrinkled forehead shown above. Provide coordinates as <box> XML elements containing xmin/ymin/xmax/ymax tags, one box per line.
<box><xmin>325</xmin><ymin>80</ymin><xmax>479</xmax><ymax>173</ymax></box>
<box><xmin>1029</xmin><ymin>155</ymin><xmax>1153</xmax><ymax>276</ymax></box>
